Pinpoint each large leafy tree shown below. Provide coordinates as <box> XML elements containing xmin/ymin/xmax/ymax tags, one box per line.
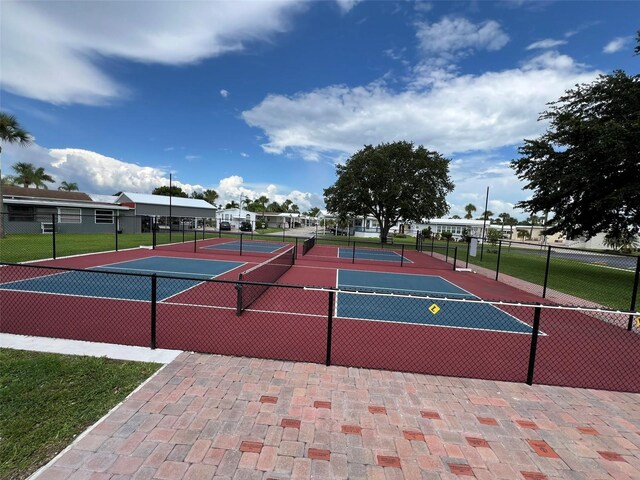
<box><xmin>511</xmin><ymin>70</ymin><xmax>640</xmax><ymax>239</ymax></box>
<box><xmin>324</xmin><ymin>141</ymin><xmax>454</xmax><ymax>243</ymax></box>
<box><xmin>0</xmin><ymin>113</ymin><xmax>32</xmax><ymax>236</ymax></box>
<box><xmin>152</xmin><ymin>185</ymin><xmax>188</xmax><ymax>198</ymax></box>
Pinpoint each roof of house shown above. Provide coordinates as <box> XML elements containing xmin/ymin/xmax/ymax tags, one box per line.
<box><xmin>117</xmin><ymin>192</ymin><xmax>215</xmax><ymax>210</ymax></box>
<box><xmin>2</xmin><ymin>186</ymin><xmax>93</xmax><ymax>202</ymax></box>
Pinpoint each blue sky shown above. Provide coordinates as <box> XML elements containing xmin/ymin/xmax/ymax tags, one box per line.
<box><xmin>1</xmin><ymin>0</ymin><xmax>638</xmax><ymax>219</ymax></box>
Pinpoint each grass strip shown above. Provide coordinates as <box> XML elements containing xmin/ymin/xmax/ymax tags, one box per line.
<box><xmin>0</xmin><ymin>349</ymin><xmax>160</xmax><ymax>480</ymax></box>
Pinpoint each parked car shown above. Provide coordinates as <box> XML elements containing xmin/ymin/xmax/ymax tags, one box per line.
<box><xmin>239</xmin><ymin>221</ymin><xmax>252</xmax><ymax>232</ymax></box>
<box><xmin>219</xmin><ymin>221</ymin><xmax>231</xmax><ymax>231</ymax></box>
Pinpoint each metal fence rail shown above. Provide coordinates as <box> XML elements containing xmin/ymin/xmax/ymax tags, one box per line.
<box><xmin>2</xmin><ymin>262</ymin><xmax>640</xmax><ymax>393</ymax></box>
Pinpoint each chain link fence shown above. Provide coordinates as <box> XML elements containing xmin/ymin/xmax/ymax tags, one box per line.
<box><xmin>2</xmin><ymin>261</ymin><xmax>640</xmax><ymax>392</ymax></box>
<box><xmin>417</xmin><ymin>235</ymin><xmax>640</xmax><ymax>312</ymax></box>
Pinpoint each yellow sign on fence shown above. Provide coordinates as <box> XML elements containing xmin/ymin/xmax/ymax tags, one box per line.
<box><xmin>429</xmin><ymin>304</ymin><xmax>440</xmax><ymax>315</ymax></box>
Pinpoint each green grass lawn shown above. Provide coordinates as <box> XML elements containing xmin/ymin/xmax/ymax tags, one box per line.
<box><xmin>0</xmin><ymin>349</ymin><xmax>160</xmax><ymax>480</ymax></box>
<box><xmin>423</xmin><ymin>240</ymin><xmax>637</xmax><ymax>311</ymax></box>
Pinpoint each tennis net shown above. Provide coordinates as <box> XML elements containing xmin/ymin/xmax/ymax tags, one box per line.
<box><xmin>302</xmin><ymin>235</ymin><xmax>316</xmax><ymax>255</ymax></box>
<box><xmin>236</xmin><ymin>246</ymin><xmax>296</xmax><ymax>314</ymax></box>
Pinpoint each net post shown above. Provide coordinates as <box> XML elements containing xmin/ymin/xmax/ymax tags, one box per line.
<box><xmin>325</xmin><ymin>291</ymin><xmax>335</xmax><ymax>366</ymax></box>
<box><xmin>115</xmin><ymin>215</ymin><xmax>119</xmax><ymax>251</ymax></box>
<box><xmin>352</xmin><ymin>241</ymin><xmax>356</xmax><ymax>264</ymax></box>
<box><xmin>400</xmin><ymin>244</ymin><xmax>405</xmax><ymax>267</ymax></box>
<box><xmin>202</xmin><ymin>218</ymin><xmax>205</xmax><ymax>240</ymax></box>
<box><xmin>295</xmin><ymin>237</ymin><xmax>298</xmax><ymax>256</ymax></box>
<box><xmin>526</xmin><ymin>305</ymin><xmax>542</xmax><ymax>385</ymax></box>
<box><xmin>542</xmin><ymin>246</ymin><xmax>552</xmax><ymax>298</ymax></box>
<box><xmin>235</xmin><ymin>274</ymin><xmax>244</xmax><ymax>316</ymax></box>
<box><xmin>193</xmin><ymin>225</ymin><xmax>198</xmax><ymax>253</ymax></box>
<box><xmin>453</xmin><ymin>246</ymin><xmax>458</xmax><ymax>271</ymax></box>
<box><xmin>152</xmin><ymin>218</ymin><xmax>157</xmax><ymax>249</ymax></box>
<box><xmin>627</xmin><ymin>256</ymin><xmax>640</xmax><ymax>330</ymax></box>
<box><xmin>239</xmin><ymin>233</ymin><xmax>243</xmax><ymax>256</ymax></box>
<box><xmin>182</xmin><ymin>221</ymin><xmax>185</xmax><ymax>243</ymax></box>
<box><xmin>150</xmin><ymin>274</ymin><xmax>157</xmax><ymax>349</ymax></box>
<box><xmin>51</xmin><ymin>213</ymin><xmax>57</xmax><ymax>259</ymax></box>
<box><xmin>495</xmin><ymin>240</ymin><xmax>502</xmax><ymax>281</ymax></box>
<box><xmin>445</xmin><ymin>238</ymin><xmax>450</xmax><ymax>262</ymax></box>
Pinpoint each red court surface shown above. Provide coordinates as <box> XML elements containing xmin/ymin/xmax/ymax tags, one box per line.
<box><xmin>2</xmin><ymin>242</ymin><xmax>640</xmax><ymax>392</ymax></box>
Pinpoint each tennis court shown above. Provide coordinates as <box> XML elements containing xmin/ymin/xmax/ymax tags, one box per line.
<box><xmin>336</xmin><ymin>269</ymin><xmax>533</xmax><ymax>333</ymax></box>
<box><xmin>0</xmin><ymin>256</ymin><xmax>244</xmax><ymax>301</ymax></box>
<box><xmin>337</xmin><ymin>246</ymin><xmax>412</xmax><ymax>263</ymax></box>
<box><xmin>203</xmin><ymin>239</ymin><xmax>288</xmax><ymax>254</ymax></box>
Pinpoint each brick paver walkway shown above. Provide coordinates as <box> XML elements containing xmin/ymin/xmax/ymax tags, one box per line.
<box><xmin>35</xmin><ymin>353</ymin><xmax>640</xmax><ymax>479</ymax></box>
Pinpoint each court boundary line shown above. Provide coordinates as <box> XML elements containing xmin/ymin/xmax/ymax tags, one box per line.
<box><xmin>337</xmin><ymin>247</ymin><xmax>414</xmax><ymax>264</ymax></box>
<box><xmin>334</xmin><ymin>269</ymin><xmax>538</xmax><ymax>335</ymax></box>
<box><xmin>91</xmin><ymin>256</ymin><xmax>246</xmax><ymax>303</ymax></box>
<box><xmin>330</xmin><ymin>310</ymin><xmax>535</xmax><ymax>335</ymax></box>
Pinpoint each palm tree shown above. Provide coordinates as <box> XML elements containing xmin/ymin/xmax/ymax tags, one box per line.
<box><xmin>0</xmin><ymin>113</ymin><xmax>32</xmax><ymax>237</ymax></box>
<box><xmin>58</xmin><ymin>181</ymin><xmax>79</xmax><ymax>192</ymax></box>
<box><xmin>11</xmin><ymin>162</ymin><xmax>36</xmax><ymax>188</ymax></box>
<box><xmin>256</xmin><ymin>195</ymin><xmax>269</xmax><ymax>222</ymax></box>
<box><xmin>203</xmin><ymin>189</ymin><xmax>218</xmax><ymax>205</ymax></box>
<box><xmin>464</xmin><ymin>203</ymin><xmax>476</xmax><ymax>219</ymax></box>
<box><xmin>13</xmin><ymin>164</ymin><xmax>53</xmax><ymax>189</ymax></box>
<box><xmin>225</xmin><ymin>200</ymin><xmax>239</xmax><ymax>209</ymax></box>
<box><xmin>479</xmin><ymin>210</ymin><xmax>493</xmax><ymax>221</ymax></box>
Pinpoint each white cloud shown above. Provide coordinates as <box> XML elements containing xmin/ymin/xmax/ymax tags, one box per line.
<box><xmin>335</xmin><ymin>0</ymin><xmax>361</xmax><ymax>13</ymax></box>
<box><xmin>220</xmin><ymin>89</ymin><xmax>230</xmax><ymax>98</ymax></box>
<box><xmin>416</xmin><ymin>17</ymin><xmax>509</xmax><ymax>59</ymax></box>
<box><xmin>1</xmin><ymin>1</ymin><xmax>304</xmax><ymax>105</ymax></box>
<box><xmin>1</xmin><ymin>143</ymin><xmax>323</xmax><ymax>208</ymax></box>
<box><xmin>215</xmin><ymin>176</ymin><xmax>320</xmax><ymax>210</ymax></box>
<box><xmin>240</xmin><ymin>152</ymin><xmax>249</xmax><ymax>158</ymax></box>
<box><xmin>603</xmin><ymin>36</ymin><xmax>631</xmax><ymax>54</ymax></box>
<box><xmin>526</xmin><ymin>38</ymin><xmax>567</xmax><ymax>50</ymax></box>
<box><xmin>242</xmin><ymin>52</ymin><xmax>599</xmax><ymax>159</ymax></box>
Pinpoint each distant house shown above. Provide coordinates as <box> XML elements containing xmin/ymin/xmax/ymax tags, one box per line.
<box><xmin>1</xmin><ymin>186</ymin><xmax>130</xmax><ymax>234</ymax></box>
<box><xmin>115</xmin><ymin>192</ymin><xmax>216</xmax><ymax>231</ymax></box>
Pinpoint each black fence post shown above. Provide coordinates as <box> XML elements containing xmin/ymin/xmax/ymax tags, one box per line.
<box><xmin>219</xmin><ymin>226</ymin><xmax>221</xmax><ymax>238</ymax></box>
<box><xmin>526</xmin><ymin>306</ymin><xmax>542</xmax><ymax>385</ymax></box>
<box><xmin>152</xmin><ymin>219</ymin><xmax>157</xmax><ymax>249</ymax></box>
<box><xmin>235</xmin><ymin>274</ymin><xmax>244</xmax><ymax>316</ymax></box>
<box><xmin>115</xmin><ymin>216</ymin><xmax>119</xmax><ymax>252</ymax></box>
<box><xmin>150</xmin><ymin>274</ymin><xmax>157</xmax><ymax>349</ymax></box>
<box><xmin>400</xmin><ymin>244</ymin><xmax>405</xmax><ymax>267</ymax></box>
<box><xmin>495</xmin><ymin>240</ymin><xmax>502</xmax><ymax>281</ymax></box>
<box><xmin>445</xmin><ymin>238</ymin><xmax>450</xmax><ymax>262</ymax></box>
<box><xmin>453</xmin><ymin>246</ymin><xmax>458</xmax><ymax>271</ymax></box>
<box><xmin>542</xmin><ymin>246</ymin><xmax>552</xmax><ymax>298</ymax></box>
<box><xmin>352</xmin><ymin>241</ymin><xmax>356</xmax><ymax>264</ymax></box>
<box><xmin>51</xmin><ymin>213</ymin><xmax>57</xmax><ymax>260</ymax></box>
<box><xmin>202</xmin><ymin>220</ymin><xmax>205</xmax><ymax>240</ymax></box>
<box><xmin>239</xmin><ymin>233</ymin><xmax>243</xmax><ymax>256</ymax></box>
<box><xmin>326</xmin><ymin>291</ymin><xmax>335</xmax><ymax>366</ymax></box>
<box><xmin>193</xmin><ymin>226</ymin><xmax>198</xmax><ymax>253</ymax></box>
<box><xmin>182</xmin><ymin>222</ymin><xmax>185</xmax><ymax>243</ymax></box>
<box><xmin>627</xmin><ymin>256</ymin><xmax>640</xmax><ymax>330</ymax></box>
<box><xmin>295</xmin><ymin>237</ymin><xmax>299</xmax><ymax>256</ymax></box>
<box><xmin>465</xmin><ymin>239</ymin><xmax>470</xmax><ymax>268</ymax></box>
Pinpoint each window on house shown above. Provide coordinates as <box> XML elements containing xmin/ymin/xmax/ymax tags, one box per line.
<box><xmin>7</xmin><ymin>205</ymin><xmax>35</xmax><ymax>221</ymax></box>
<box><xmin>95</xmin><ymin>209</ymin><xmax>114</xmax><ymax>224</ymax></box>
<box><xmin>58</xmin><ymin>207</ymin><xmax>81</xmax><ymax>223</ymax></box>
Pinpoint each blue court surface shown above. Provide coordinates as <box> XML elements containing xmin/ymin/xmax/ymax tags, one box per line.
<box><xmin>0</xmin><ymin>256</ymin><xmax>244</xmax><ymax>302</ymax></box>
<box><xmin>337</xmin><ymin>247</ymin><xmax>412</xmax><ymax>263</ymax></box>
<box><xmin>336</xmin><ymin>269</ymin><xmax>533</xmax><ymax>334</ymax></box>
<box><xmin>204</xmin><ymin>240</ymin><xmax>288</xmax><ymax>253</ymax></box>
